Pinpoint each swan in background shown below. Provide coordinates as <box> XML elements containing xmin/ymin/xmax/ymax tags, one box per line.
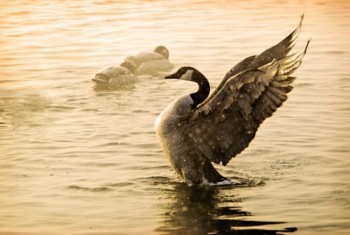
<box><xmin>92</xmin><ymin>61</ymin><xmax>139</xmax><ymax>90</ymax></box>
<box><xmin>123</xmin><ymin>45</ymin><xmax>174</xmax><ymax>75</ymax></box>
<box><xmin>155</xmin><ymin>15</ymin><xmax>310</xmax><ymax>185</ymax></box>
<box><xmin>92</xmin><ymin>45</ymin><xmax>173</xmax><ymax>90</ymax></box>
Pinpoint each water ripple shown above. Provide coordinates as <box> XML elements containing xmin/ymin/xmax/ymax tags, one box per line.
<box><xmin>66</xmin><ymin>185</ymin><xmax>113</xmax><ymax>193</ymax></box>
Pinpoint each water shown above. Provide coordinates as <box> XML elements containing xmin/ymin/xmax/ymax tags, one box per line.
<box><xmin>1</xmin><ymin>0</ymin><xmax>349</xmax><ymax>234</ymax></box>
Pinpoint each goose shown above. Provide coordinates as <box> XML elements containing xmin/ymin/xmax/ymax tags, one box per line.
<box><xmin>92</xmin><ymin>61</ymin><xmax>139</xmax><ymax>89</ymax></box>
<box><xmin>123</xmin><ymin>45</ymin><xmax>174</xmax><ymax>75</ymax></box>
<box><xmin>155</xmin><ymin>15</ymin><xmax>310</xmax><ymax>185</ymax></box>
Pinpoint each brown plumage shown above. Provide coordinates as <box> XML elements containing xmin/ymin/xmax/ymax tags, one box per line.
<box><xmin>155</xmin><ymin>15</ymin><xmax>310</xmax><ymax>185</ymax></box>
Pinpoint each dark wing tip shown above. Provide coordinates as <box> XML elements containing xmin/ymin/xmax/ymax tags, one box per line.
<box><xmin>291</xmin><ymin>14</ymin><xmax>304</xmax><ymax>39</ymax></box>
<box><xmin>304</xmin><ymin>38</ymin><xmax>311</xmax><ymax>55</ymax></box>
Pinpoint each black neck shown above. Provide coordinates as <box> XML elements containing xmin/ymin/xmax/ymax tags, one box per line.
<box><xmin>190</xmin><ymin>70</ymin><xmax>210</xmax><ymax>109</ymax></box>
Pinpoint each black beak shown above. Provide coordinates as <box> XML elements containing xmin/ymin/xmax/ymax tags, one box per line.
<box><xmin>165</xmin><ymin>71</ymin><xmax>180</xmax><ymax>79</ymax></box>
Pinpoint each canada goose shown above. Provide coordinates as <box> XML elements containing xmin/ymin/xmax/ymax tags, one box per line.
<box><xmin>155</xmin><ymin>15</ymin><xmax>310</xmax><ymax>185</ymax></box>
<box><xmin>92</xmin><ymin>61</ymin><xmax>139</xmax><ymax>89</ymax></box>
<box><xmin>123</xmin><ymin>45</ymin><xmax>174</xmax><ymax>75</ymax></box>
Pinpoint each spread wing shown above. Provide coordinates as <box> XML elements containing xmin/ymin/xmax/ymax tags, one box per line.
<box><xmin>200</xmin><ymin>14</ymin><xmax>305</xmax><ymax>109</ymax></box>
<box><xmin>187</xmin><ymin>22</ymin><xmax>310</xmax><ymax>166</ymax></box>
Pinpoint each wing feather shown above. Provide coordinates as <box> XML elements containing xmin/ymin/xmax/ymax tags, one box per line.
<box><xmin>187</xmin><ymin>36</ymin><xmax>309</xmax><ymax>165</ymax></box>
<box><xmin>199</xmin><ymin>15</ymin><xmax>305</xmax><ymax>110</ymax></box>
<box><xmin>251</xmin><ymin>14</ymin><xmax>304</xmax><ymax>67</ymax></box>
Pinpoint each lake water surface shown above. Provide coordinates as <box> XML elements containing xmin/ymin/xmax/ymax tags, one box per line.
<box><xmin>1</xmin><ymin>0</ymin><xmax>350</xmax><ymax>234</ymax></box>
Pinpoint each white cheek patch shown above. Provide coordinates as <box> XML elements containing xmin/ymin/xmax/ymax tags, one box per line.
<box><xmin>180</xmin><ymin>70</ymin><xmax>194</xmax><ymax>81</ymax></box>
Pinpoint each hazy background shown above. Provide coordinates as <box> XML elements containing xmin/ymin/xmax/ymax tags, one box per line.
<box><xmin>1</xmin><ymin>0</ymin><xmax>349</xmax><ymax>234</ymax></box>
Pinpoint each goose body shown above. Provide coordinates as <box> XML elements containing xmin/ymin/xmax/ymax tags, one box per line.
<box><xmin>92</xmin><ymin>63</ymin><xmax>139</xmax><ymax>90</ymax></box>
<box><xmin>155</xmin><ymin>15</ymin><xmax>310</xmax><ymax>185</ymax></box>
<box><xmin>124</xmin><ymin>45</ymin><xmax>174</xmax><ymax>75</ymax></box>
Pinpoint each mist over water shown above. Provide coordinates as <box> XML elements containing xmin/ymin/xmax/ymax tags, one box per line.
<box><xmin>1</xmin><ymin>0</ymin><xmax>350</xmax><ymax>234</ymax></box>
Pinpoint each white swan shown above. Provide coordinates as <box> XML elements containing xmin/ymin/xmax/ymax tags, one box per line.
<box><xmin>92</xmin><ymin>46</ymin><xmax>173</xmax><ymax>89</ymax></box>
<box><xmin>155</xmin><ymin>15</ymin><xmax>310</xmax><ymax>185</ymax></box>
<box><xmin>92</xmin><ymin>61</ymin><xmax>139</xmax><ymax>90</ymax></box>
<box><xmin>123</xmin><ymin>45</ymin><xmax>174</xmax><ymax>75</ymax></box>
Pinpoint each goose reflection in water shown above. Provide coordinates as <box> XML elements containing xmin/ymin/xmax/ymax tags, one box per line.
<box><xmin>156</xmin><ymin>183</ymin><xmax>297</xmax><ymax>235</ymax></box>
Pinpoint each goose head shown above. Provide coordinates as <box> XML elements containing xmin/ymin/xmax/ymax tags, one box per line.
<box><xmin>165</xmin><ymin>67</ymin><xmax>210</xmax><ymax>109</ymax></box>
<box><xmin>154</xmin><ymin>45</ymin><xmax>169</xmax><ymax>59</ymax></box>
